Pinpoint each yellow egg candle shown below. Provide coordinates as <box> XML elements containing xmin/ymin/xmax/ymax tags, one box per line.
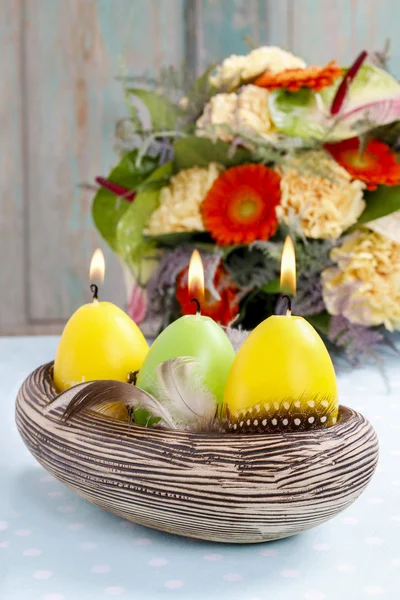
<box><xmin>224</xmin><ymin>236</ymin><xmax>338</xmax><ymax>433</ymax></box>
<box><xmin>53</xmin><ymin>249</ymin><xmax>149</xmax><ymax>393</ymax></box>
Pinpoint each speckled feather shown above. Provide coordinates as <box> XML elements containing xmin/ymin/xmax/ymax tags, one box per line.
<box><xmin>225</xmin><ymin>393</ymin><xmax>338</xmax><ymax>434</ymax></box>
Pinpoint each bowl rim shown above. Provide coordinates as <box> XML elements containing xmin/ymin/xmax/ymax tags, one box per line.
<box><xmin>27</xmin><ymin>362</ymin><xmax>360</xmax><ymax>442</ymax></box>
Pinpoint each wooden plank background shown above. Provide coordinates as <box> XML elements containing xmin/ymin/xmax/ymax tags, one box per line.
<box><xmin>0</xmin><ymin>0</ymin><xmax>398</xmax><ymax>335</ymax></box>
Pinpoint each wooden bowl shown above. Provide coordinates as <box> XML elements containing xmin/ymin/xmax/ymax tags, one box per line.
<box><xmin>16</xmin><ymin>363</ymin><xmax>379</xmax><ymax>544</ymax></box>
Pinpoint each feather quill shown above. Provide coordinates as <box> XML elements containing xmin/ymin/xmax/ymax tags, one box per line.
<box><xmin>44</xmin><ymin>357</ymin><xmax>219</xmax><ymax>432</ymax></box>
<box><xmin>44</xmin><ymin>381</ymin><xmax>154</xmax><ymax>423</ymax></box>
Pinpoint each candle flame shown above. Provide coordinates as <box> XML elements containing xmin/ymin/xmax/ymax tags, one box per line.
<box><xmin>280</xmin><ymin>236</ymin><xmax>296</xmax><ymax>296</ymax></box>
<box><xmin>188</xmin><ymin>249</ymin><xmax>205</xmax><ymax>305</ymax></box>
<box><xmin>90</xmin><ymin>248</ymin><xmax>105</xmax><ymax>285</ymax></box>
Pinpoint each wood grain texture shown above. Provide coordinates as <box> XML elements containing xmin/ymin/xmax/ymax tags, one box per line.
<box><xmin>3</xmin><ymin>0</ymin><xmax>400</xmax><ymax>334</ymax></box>
<box><xmin>194</xmin><ymin>0</ymin><xmax>263</xmax><ymax>71</ymax></box>
<box><xmin>289</xmin><ymin>0</ymin><xmax>400</xmax><ymax>77</ymax></box>
<box><xmin>16</xmin><ymin>363</ymin><xmax>379</xmax><ymax>543</ymax></box>
<box><xmin>24</xmin><ymin>0</ymin><xmax>184</xmax><ymax>323</ymax></box>
<box><xmin>0</xmin><ymin>0</ymin><xmax>25</xmax><ymax>334</ymax></box>
<box><xmin>261</xmin><ymin>0</ymin><xmax>291</xmax><ymax>49</ymax></box>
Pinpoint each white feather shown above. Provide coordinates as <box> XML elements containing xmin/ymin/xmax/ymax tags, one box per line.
<box><xmin>43</xmin><ymin>359</ymin><xmax>218</xmax><ymax>433</ymax></box>
<box><xmin>153</xmin><ymin>357</ymin><xmax>218</xmax><ymax>431</ymax></box>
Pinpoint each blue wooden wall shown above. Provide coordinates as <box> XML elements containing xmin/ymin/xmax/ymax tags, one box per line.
<box><xmin>1</xmin><ymin>0</ymin><xmax>399</xmax><ymax>334</ymax></box>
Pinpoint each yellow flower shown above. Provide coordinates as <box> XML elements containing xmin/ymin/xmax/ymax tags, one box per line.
<box><xmin>196</xmin><ymin>85</ymin><xmax>274</xmax><ymax>143</ymax></box>
<box><xmin>322</xmin><ymin>230</ymin><xmax>400</xmax><ymax>331</ymax></box>
<box><xmin>277</xmin><ymin>151</ymin><xmax>366</xmax><ymax>239</ymax></box>
<box><xmin>210</xmin><ymin>46</ymin><xmax>306</xmax><ymax>91</ymax></box>
<box><xmin>146</xmin><ymin>163</ymin><xmax>224</xmax><ymax>236</ymax></box>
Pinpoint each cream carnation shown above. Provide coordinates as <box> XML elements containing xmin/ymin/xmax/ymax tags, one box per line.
<box><xmin>277</xmin><ymin>151</ymin><xmax>366</xmax><ymax>239</ymax></box>
<box><xmin>146</xmin><ymin>163</ymin><xmax>223</xmax><ymax>236</ymax></box>
<box><xmin>196</xmin><ymin>85</ymin><xmax>273</xmax><ymax>143</ymax></box>
<box><xmin>210</xmin><ymin>46</ymin><xmax>306</xmax><ymax>91</ymax></box>
<box><xmin>322</xmin><ymin>230</ymin><xmax>400</xmax><ymax>331</ymax></box>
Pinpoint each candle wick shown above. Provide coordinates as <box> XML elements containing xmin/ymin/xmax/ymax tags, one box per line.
<box><xmin>90</xmin><ymin>284</ymin><xmax>99</xmax><ymax>301</ymax></box>
<box><xmin>190</xmin><ymin>297</ymin><xmax>201</xmax><ymax>316</ymax></box>
<box><xmin>281</xmin><ymin>294</ymin><xmax>292</xmax><ymax>317</ymax></box>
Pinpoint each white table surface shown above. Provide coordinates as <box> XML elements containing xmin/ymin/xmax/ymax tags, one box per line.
<box><xmin>1</xmin><ymin>336</ymin><xmax>399</xmax><ymax>600</ymax></box>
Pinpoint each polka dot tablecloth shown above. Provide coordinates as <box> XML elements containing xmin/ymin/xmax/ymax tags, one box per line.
<box><xmin>1</xmin><ymin>336</ymin><xmax>400</xmax><ymax>600</ymax></box>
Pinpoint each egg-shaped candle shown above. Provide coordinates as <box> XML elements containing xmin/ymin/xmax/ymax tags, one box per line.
<box><xmin>53</xmin><ymin>250</ymin><xmax>149</xmax><ymax>394</ymax></box>
<box><xmin>224</xmin><ymin>236</ymin><xmax>338</xmax><ymax>433</ymax></box>
<box><xmin>137</xmin><ymin>250</ymin><xmax>235</xmax><ymax>408</ymax></box>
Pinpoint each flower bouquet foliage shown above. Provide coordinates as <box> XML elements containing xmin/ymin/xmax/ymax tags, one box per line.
<box><xmin>92</xmin><ymin>46</ymin><xmax>400</xmax><ymax>361</ymax></box>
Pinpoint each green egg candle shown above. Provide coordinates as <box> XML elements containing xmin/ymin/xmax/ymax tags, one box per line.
<box><xmin>137</xmin><ymin>250</ymin><xmax>235</xmax><ymax>407</ymax></box>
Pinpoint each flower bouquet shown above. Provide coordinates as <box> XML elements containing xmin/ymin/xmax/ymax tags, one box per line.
<box><xmin>92</xmin><ymin>46</ymin><xmax>400</xmax><ymax>362</ymax></box>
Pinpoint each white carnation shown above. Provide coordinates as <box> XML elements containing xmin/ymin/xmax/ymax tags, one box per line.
<box><xmin>196</xmin><ymin>85</ymin><xmax>274</xmax><ymax>143</ymax></box>
<box><xmin>210</xmin><ymin>46</ymin><xmax>306</xmax><ymax>90</ymax></box>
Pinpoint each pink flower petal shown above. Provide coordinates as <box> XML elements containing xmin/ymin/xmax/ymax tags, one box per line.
<box><xmin>128</xmin><ymin>282</ymin><xmax>147</xmax><ymax>324</ymax></box>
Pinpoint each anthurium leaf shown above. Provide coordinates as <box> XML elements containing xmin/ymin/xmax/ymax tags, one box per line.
<box><xmin>173</xmin><ymin>136</ymin><xmax>252</xmax><ymax>171</ymax></box>
<box><xmin>268</xmin><ymin>88</ymin><xmax>328</xmax><ymax>140</ymax></box>
<box><xmin>338</xmin><ymin>96</ymin><xmax>400</xmax><ymax>140</ymax></box>
<box><xmin>350</xmin><ymin>185</ymin><xmax>400</xmax><ymax>230</ymax></box>
<box><xmin>306</xmin><ymin>312</ymin><xmax>331</xmax><ymax>335</ymax></box>
<box><xmin>269</xmin><ymin>64</ymin><xmax>400</xmax><ymax>141</ymax></box>
<box><xmin>92</xmin><ymin>152</ymin><xmax>159</xmax><ymax>252</ymax></box>
<box><xmin>116</xmin><ymin>162</ymin><xmax>173</xmax><ymax>281</ymax></box>
<box><xmin>127</xmin><ymin>88</ymin><xmax>183</xmax><ymax>130</ymax></box>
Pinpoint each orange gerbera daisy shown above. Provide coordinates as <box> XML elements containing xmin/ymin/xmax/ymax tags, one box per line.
<box><xmin>201</xmin><ymin>164</ymin><xmax>281</xmax><ymax>246</ymax></box>
<box><xmin>254</xmin><ymin>61</ymin><xmax>343</xmax><ymax>92</ymax></box>
<box><xmin>325</xmin><ymin>137</ymin><xmax>400</xmax><ymax>191</ymax></box>
<box><xmin>176</xmin><ymin>262</ymin><xmax>239</xmax><ymax>326</ymax></box>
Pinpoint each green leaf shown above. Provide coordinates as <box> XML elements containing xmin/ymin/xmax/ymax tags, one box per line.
<box><xmin>183</xmin><ymin>65</ymin><xmax>218</xmax><ymax>120</ymax></box>
<box><xmin>116</xmin><ymin>162</ymin><xmax>173</xmax><ymax>281</ymax></box>
<box><xmin>268</xmin><ymin>63</ymin><xmax>400</xmax><ymax>141</ymax></box>
<box><xmin>144</xmin><ymin>231</ymin><xmax>213</xmax><ymax>248</ymax></box>
<box><xmin>173</xmin><ymin>136</ymin><xmax>252</xmax><ymax>171</ymax></box>
<box><xmin>261</xmin><ymin>278</ymin><xmax>281</xmax><ymax>293</ymax></box>
<box><xmin>306</xmin><ymin>312</ymin><xmax>331</xmax><ymax>335</ymax></box>
<box><xmin>350</xmin><ymin>185</ymin><xmax>400</xmax><ymax>229</ymax></box>
<box><xmin>127</xmin><ymin>88</ymin><xmax>183</xmax><ymax>130</ymax></box>
<box><xmin>127</xmin><ymin>103</ymin><xmax>143</xmax><ymax>132</ymax></box>
<box><xmin>187</xmin><ymin>66</ymin><xmax>216</xmax><ymax>101</ymax></box>
<box><xmin>92</xmin><ymin>151</ymin><xmax>160</xmax><ymax>252</ymax></box>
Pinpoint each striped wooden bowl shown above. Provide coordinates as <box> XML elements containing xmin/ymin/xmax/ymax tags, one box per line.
<box><xmin>16</xmin><ymin>363</ymin><xmax>379</xmax><ymax>544</ymax></box>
